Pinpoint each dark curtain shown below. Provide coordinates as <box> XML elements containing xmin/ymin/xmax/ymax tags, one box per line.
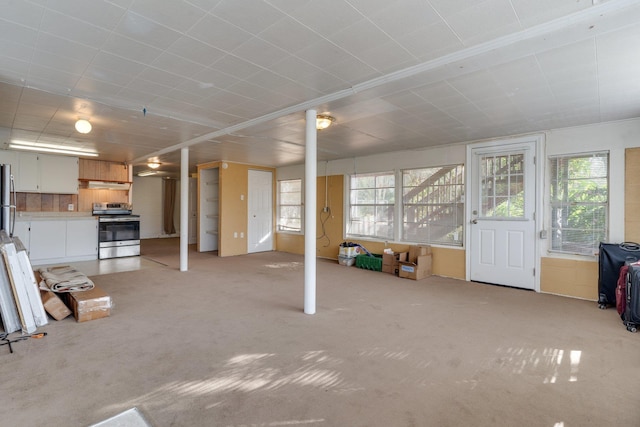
<box><xmin>163</xmin><ymin>178</ymin><xmax>177</xmax><ymax>235</ymax></box>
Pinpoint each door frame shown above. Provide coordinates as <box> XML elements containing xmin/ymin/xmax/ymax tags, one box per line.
<box><xmin>465</xmin><ymin>134</ymin><xmax>545</xmax><ymax>292</ymax></box>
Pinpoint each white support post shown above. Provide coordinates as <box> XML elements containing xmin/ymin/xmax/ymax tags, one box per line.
<box><xmin>180</xmin><ymin>147</ymin><xmax>189</xmax><ymax>272</ymax></box>
<box><xmin>304</xmin><ymin>109</ymin><xmax>317</xmax><ymax>314</ymax></box>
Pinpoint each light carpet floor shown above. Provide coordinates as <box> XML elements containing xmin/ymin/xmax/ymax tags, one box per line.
<box><xmin>1</xmin><ymin>238</ymin><xmax>639</xmax><ymax>426</ymax></box>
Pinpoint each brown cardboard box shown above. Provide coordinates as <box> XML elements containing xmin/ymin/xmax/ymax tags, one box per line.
<box><xmin>399</xmin><ymin>254</ymin><xmax>432</xmax><ymax>280</ymax></box>
<box><xmin>66</xmin><ymin>285</ymin><xmax>112</xmax><ymax>322</ymax></box>
<box><xmin>382</xmin><ymin>252</ymin><xmax>408</xmax><ymax>275</ymax></box>
<box><xmin>408</xmin><ymin>245</ymin><xmax>431</xmax><ymax>262</ymax></box>
<box><xmin>39</xmin><ymin>289</ymin><xmax>72</xmax><ymax>320</ymax></box>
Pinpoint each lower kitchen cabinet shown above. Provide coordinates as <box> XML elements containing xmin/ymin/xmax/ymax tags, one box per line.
<box><xmin>15</xmin><ymin>217</ymin><xmax>98</xmax><ymax>265</ymax></box>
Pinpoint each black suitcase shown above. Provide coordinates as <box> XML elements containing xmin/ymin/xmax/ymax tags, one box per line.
<box><xmin>597</xmin><ymin>242</ymin><xmax>640</xmax><ymax>309</ymax></box>
<box><xmin>623</xmin><ymin>265</ymin><xmax>640</xmax><ymax>332</ymax></box>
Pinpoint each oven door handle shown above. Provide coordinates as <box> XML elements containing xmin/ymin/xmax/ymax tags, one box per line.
<box><xmin>99</xmin><ymin>217</ymin><xmax>140</xmax><ymax>222</ymax></box>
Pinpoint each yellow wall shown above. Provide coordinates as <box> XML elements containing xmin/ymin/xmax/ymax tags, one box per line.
<box><xmin>275</xmin><ymin>174</ymin><xmax>466</xmax><ymax>278</ymax></box>
<box><xmin>540</xmin><ymin>257</ymin><xmax>598</xmax><ymax>300</ymax></box>
<box><xmin>198</xmin><ymin>161</ymin><xmax>275</xmax><ymax>257</ymax></box>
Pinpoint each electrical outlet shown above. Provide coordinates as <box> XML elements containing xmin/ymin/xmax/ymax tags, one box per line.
<box><xmin>322</xmin><ymin>206</ymin><xmax>329</xmax><ymax>213</ymax></box>
<box><xmin>240</xmin><ymin>232</ymin><xmax>244</xmax><ymax>238</ymax></box>
<box><xmin>234</xmin><ymin>232</ymin><xmax>238</xmax><ymax>238</ymax></box>
<box><xmin>67</xmin><ymin>204</ymin><xmax>74</xmax><ymax>211</ymax></box>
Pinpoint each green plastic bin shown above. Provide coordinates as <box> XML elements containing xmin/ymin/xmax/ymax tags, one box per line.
<box><xmin>355</xmin><ymin>254</ymin><xmax>383</xmax><ymax>271</ymax></box>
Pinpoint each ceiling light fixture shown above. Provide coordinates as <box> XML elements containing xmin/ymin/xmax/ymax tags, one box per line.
<box><xmin>75</xmin><ymin>119</ymin><xmax>92</xmax><ymax>134</ymax></box>
<box><xmin>147</xmin><ymin>161</ymin><xmax>161</xmax><ymax>169</ymax></box>
<box><xmin>9</xmin><ymin>140</ymin><xmax>99</xmax><ymax>157</ymax></box>
<box><xmin>316</xmin><ymin>115</ymin><xmax>335</xmax><ymax>130</ymax></box>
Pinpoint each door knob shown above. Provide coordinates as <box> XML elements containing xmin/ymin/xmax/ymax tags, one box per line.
<box><xmin>471</xmin><ymin>219</ymin><xmax>478</xmax><ymax>224</ymax></box>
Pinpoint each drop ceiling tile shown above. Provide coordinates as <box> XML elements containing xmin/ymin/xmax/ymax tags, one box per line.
<box><xmin>212</xmin><ymin>0</ymin><xmax>286</xmax><ymax>35</ymax></box>
<box><xmin>510</xmin><ymin>0</ymin><xmax>591</xmax><ymax>28</ymax></box>
<box><xmin>167</xmin><ymin>36</ymin><xmax>226</xmax><ymax>67</ymax></box>
<box><xmin>115</xmin><ymin>10</ymin><xmax>183</xmax><ymax>50</ymax></box>
<box><xmin>232</xmin><ymin>37</ymin><xmax>291</xmax><ymax>68</ymax></box>
<box><xmin>346</xmin><ymin>0</ymin><xmax>397</xmax><ymax>16</ymax></box>
<box><xmin>447</xmin><ymin>70</ymin><xmax>504</xmax><ymax>102</ymax></box>
<box><xmin>323</xmin><ymin>56</ymin><xmax>380</xmax><ymax>85</ymax></box>
<box><xmin>102</xmin><ymin>33</ymin><xmax>164</xmax><ymax>64</ymax></box>
<box><xmin>90</xmin><ymin>52</ymin><xmax>148</xmax><ymax>77</ymax></box>
<box><xmin>328</xmin><ymin>19</ymin><xmax>393</xmax><ymax>56</ymax></box>
<box><xmin>395</xmin><ymin>21</ymin><xmax>464</xmax><ymax>61</ymax></box>
<box><xmin>34</xmin><ymin>34</ymin><xmax>98</xmax><ymax>64</ymax></box>
<box><xmin>1</xmin><ymin>1</ymin><xmax>45</xmax><ymax>29</ymax></box>
<box><xmin>73</xmin><ymin>77</ymin><xmax>125</xmax><ymax>98</ymax></box>
<box><xmin>368</xmin><ymin>0</ymin><xmax>441</xmax><ymax>40</ymax></box>
<box><xmin>355</xmin><ymin>41</ymin><xmax>418</xmax><ymax>74</ymax></box>
<box><xmin>426</xmin><ymin>0</ymin><xmax>476</xmax><ymax>17</ymax></box>
<box><xmin>210</xmin><ymin>55</ymin><xmax>263</xmax><ymax>80</ymax></box>
<box><xmin>268</xmin><ymin>56</ymin><xmax>345</xmax><ymax>93</ymax></box>
<box><xmin>295</xmin><ymin>39</ymin><xmax>357</xmax><ymax>70</ymax></box>
<box><xmin>444</xmin><ymin>0</ymin><xmax>521</xmax><ymax>46</ymax></box>
<box><xmin>188</xmin><ymin>14</ymin><xmax>254</xmax><ymax>52</ymax></box>
<box><xmin>28</xmin><ymin>63</ymin><xmax>81</xmax><ymax>88</ymax></box>
<box><xmin>191</xmin><ymin>67</ymin><xmax>241</xmax><ymax>92</ymax></box>
<box><xmin>287</xmin><ymin>0</ymin><xmax>366</xmax><ymax>36</ymax></box>
<box><xmin>40</xmin><ymin>10</ymin><xmax>111</xmax><ymax>48</ymax></box>
<box><xmin>151</xmin><ymin>52</ymin><xmax>204</xmax><ymax>78</ymax></box>
<box><xmin>258</xmin><ymin>16</ymin><xmax>324</xmax><ymax>54</ymax></box>
<box><xmin>129</xmin><ymin>0</ymin><xmax>204</xmax><ymax>32</ymax></box>
<box><xmin>44</xmin><ymin>0</ymin><xmax>127</xmax><ymax>30</ymax></box>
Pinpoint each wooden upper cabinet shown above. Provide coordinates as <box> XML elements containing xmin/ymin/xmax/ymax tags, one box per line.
<box><xmin>79</xmin><ymin>159</ymin><xmax>129</xmax><ymax>182</ymax></box>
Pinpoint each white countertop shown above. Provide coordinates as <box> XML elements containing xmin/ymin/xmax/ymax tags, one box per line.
<box><xmin>16</xmin><ymin>212</ymin><xmax>97</xmax><ymax>221</ymax></box>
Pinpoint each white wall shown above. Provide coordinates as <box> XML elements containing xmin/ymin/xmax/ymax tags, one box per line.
<box><xmin>277</xmin><ymin>117</ymin><xmax>640</xmax><ymax>259</ymax></box>
<box><xmin>132</xmin><ymin>176</ymin><xmax>181</xmax><ymax>239</ymax></box>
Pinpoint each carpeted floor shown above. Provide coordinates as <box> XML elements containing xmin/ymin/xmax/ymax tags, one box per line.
<box><xmin>1</xmin><ymin>238</ymin><xmax>639</xmax><ymax>427</ymax></box>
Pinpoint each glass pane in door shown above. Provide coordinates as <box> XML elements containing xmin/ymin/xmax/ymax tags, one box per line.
<box><xmin>480</xmin><ymin>153</ymin><xmax>525</xmax><ymax>219</ymax></box>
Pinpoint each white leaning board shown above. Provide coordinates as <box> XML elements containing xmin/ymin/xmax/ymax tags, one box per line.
<box><xmin>1</xmin><ymin>243</ymin><xmax>36</xmax><ymax>334</ymax></box>
<box><xmin>0</xmin><ymin>248</ymin><xmax>20</xmax><ymax>333</ymax></box>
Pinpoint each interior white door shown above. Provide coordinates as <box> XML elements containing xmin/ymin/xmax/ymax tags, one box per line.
<box><xmin>469</xmin><ymin>142</ymin><xmax>536</xmax><ymax>289</ymax></box>
<box><xmin>248</xmin><ymin>170</ymin><xmax>273</xmax><ymax>253</ymax></box>
<box><xmin>198</xmin><ymin>168</ymin><xmax>218</xmax><ymax>252</ymax></box>
<box><xmin>188</xmin><ymin>178</ymin><xmax>197</xmax><ymax>245</ymax></box>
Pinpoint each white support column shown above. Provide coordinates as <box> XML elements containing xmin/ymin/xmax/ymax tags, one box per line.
<box><xmin>180</xmin><ymin>147</ymin><xmax>189</xmax><ymax>272</ymax></box>
<box><xmin>304</xmin><ymin>109</ymin><xmax>317</xmax><ymax>314</ymax></box>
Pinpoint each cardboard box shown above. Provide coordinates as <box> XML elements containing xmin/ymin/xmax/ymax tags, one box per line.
<box><xmin>382</xmin><ymin>252</ymin><xmax>408</xmax><ymax>275</ymax></box>
<box><xmin>399</xmin><ymin>254</ymin><xmax>432</xmax><ymax>280</ymax></box>
<box><xmin>408</xmin><ymin>245</ymin><xmax>431</xmax><ymax>262</ymax></box>
<box><xmin>66</xmin><ymin>285</ymin><xmax>112</xmax><ymax>322</ymax></box>
<box><xmin>39</xmin><ymin>289</ymin><xmax>72</xmax><ymax>320</ymax></box>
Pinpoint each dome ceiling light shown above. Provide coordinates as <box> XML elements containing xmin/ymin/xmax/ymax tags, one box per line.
<box><xmin>316</xmin><ymin>115</ymin><xmax>335</xmax><ymax>130</ymax></box>
<box><xmin>74</xmin><ymin>119</ymin><xmax>92</xmax><ymax>134</ymax></box>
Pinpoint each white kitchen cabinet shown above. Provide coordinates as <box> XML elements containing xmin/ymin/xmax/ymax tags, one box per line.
<box><xmin>66</xmin><ymin>218</ymin><xmax>98</xmax><ymax>258</ymax></box>
<box><xmin>40</xmin><ymin>155</ymin><xmax>78</xmax><ymax>193</ymax></box>
<box><xmin>0</xmin><ymin>150</ymin><xmax>79</xmax><ymax>193</ymax></box>
<box><xmin>12</xmin><ymin>220</ymin><xmax>31</xmax><ymax>252</ymax></box>
<box><xmin>29</xmin><ymin>220</ymin><xmax>66</xmax><ymax>261</ymax></box>
<box><xmin>16</xmin><ymin>152</ymin><xmax>40</xmax><ymax>192</ymax></box>
<box><xmin>16</xmin><ymin>217</ymin><xmax>98</xmax><ymax>264</ymax></box>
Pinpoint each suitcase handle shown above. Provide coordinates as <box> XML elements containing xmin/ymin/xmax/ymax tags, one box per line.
<box><xmin>620</xmin><ymin>242</ymin><xmax>640</xmax><ymax>252</ymax></box>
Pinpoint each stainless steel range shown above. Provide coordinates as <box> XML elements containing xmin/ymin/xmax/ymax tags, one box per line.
<box><xmin>92</xmin><ymin>202</ymin><xmax>140</xmax><ymax>259</ymax></box>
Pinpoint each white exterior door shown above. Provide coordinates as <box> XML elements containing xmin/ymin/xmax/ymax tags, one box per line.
<box><xmin>248</xmin><ymin>170</ymin><xmax>273</xmax><ymax>253</ymax></box>
<box><xmin>468</xmin><ymin>140</ymin><xmax>537</xmax><ymax>290</ymax></box>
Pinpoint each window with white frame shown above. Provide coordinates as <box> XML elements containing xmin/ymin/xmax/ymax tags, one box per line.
<box><xmin>277</xmin><ymin>179</ymin><xmax>303</xmax><ymax>233</ymax></box>
<box><xmin>550</xmin><ymin>152</ymin><xmax>608</xmax><ymax>255</ymax></box>
<box><xmin>403</xmin><ymin>165</ymin><xmax>465</xmax><ymax>246</ymax></box>
<box><xmin>347</xmin><ymin>172</ymin><xmax>395</xmax><ymax>239</ymax></box>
